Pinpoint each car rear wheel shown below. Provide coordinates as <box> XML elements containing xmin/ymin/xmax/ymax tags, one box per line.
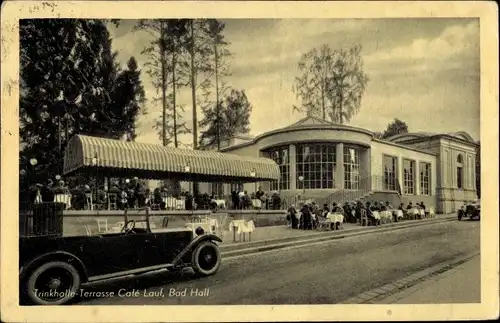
<box><xmin>24</xmin><ymin>261</ymin><xmax>81</xmax><ymax>305</ymax></box>
<box><xmin>191</xmin><ymin>241</ymin><xmax>221</xmax><ymax>276</ymax></box>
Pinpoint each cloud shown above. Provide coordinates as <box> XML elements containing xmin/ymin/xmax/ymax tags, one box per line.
<box><xmin>109</xmin><ymin>18</ymin><xmax>480</xmax><ymax>144</ymax></box>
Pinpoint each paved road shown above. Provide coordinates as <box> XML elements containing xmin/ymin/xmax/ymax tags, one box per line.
<box><xmin>79</xmin><ymin>219</ymin><xmax>480</xmax><ymax>305</ymax></box>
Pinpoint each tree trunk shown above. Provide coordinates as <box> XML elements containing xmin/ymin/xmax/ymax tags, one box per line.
<box><xmin>58</xmin><ymin>115</ymin><xmax>62</xmax><ymax>153</ymax></box>
<box><xmin>215</xmin><ymin>42</ymin><xmax>220</xmax><ymax>151</ymax></box>
<box><xmin>321</xmin><ymin>79</ymin><xmax>326</xmax><ymax>120</ymax></box>
<box><xmin>190</xmin><ymin>20</ymin><xmax>198</xmax><ymax>150</ymax></box>
<box><xmin>172</xmin><ymin>51</ymin><xmax>178</xmax><ymax>148</ymax></box>
<box><xmin>160</xmin><ymin>21</ymin><xmax>167</xmax><ymax>146</ymax></box>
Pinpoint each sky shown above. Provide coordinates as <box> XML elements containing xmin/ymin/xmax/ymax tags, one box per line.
<box><xmin>108</xmin><ymin>18</ymin><xmax>480</xmax><ymax>146</ymax></box>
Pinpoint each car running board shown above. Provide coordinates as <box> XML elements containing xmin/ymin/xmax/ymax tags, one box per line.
<box><xmin>86</xmin><ymin>263</ymin><xmax>176</xmax><ymax>284</ymax></box>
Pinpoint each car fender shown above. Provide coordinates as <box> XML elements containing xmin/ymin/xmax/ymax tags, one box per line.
<box><xmin>171</xmin><ymin>234</ymin><xmax>222</xmax><ymax>266</ymax></box>
<box><xmin>20</xmin><ymin>251</ymin><xmax>89</xmax><ymax>283</ymax></box>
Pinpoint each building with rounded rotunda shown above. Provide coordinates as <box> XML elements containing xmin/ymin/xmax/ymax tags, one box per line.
<box><xmin>208</xmin><ymin>116</ymin><xmax>478</xmax><ymax>214</ymax></box>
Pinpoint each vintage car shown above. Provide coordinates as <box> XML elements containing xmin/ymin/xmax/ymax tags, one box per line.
<box><xmin>458</xmin><ymin>200</ymin><xmax>480</xmax><ymax>221</ymax></box>
<box><xmin>19</xmin><ymin>207</ymin><xmax>222</xmax><ymax>305</ymax></box>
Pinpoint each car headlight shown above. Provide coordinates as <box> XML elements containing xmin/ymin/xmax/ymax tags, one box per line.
<box><xmin>195</xmin><ymin>227</ymin><xmax>205</xmax><ymax>236</ymax></box>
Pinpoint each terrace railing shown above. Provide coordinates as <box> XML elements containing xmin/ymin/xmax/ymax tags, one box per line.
<box><xmin>279</xmin><ymin>175</ymin><xmax>402</xmax><ymax>209</ymax></box>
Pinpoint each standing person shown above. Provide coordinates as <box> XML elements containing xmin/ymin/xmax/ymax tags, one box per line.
<box><xmin>41</xmin><ymin>180</ymin><xmax>55</xmax><ymax>203</ymax></box>
<box><xmin>243</xmin><ymin>191</ymin><xmax>251</xmax><ymax>210</ymax></box>
<box><xmin>231</xmin><ymin>189</ymin><xmax>238</xmax><ymax>210</ymax></box>
<box><xmin>238</xmin><ymin>188</ymin><xmax>245</xmax><ymax>210</ymax></box>
<box><xmin>287</xmin><ymin>204</ymin><xmax>298</xmax><ymax>229</ymax></box>
<box><xmin>255</xmin><ymin>186</ymin><xmax>265</xmax><ymax>200</ymax></box>
<box><xmin>272</xmin><ymin>192</ymin><xmax>281</xmax><ymax>210</ymax></box>
<box><xmin>301</xmin><ymin>204</ymin><xmax>313</xmax><ymax>230</ymax></box>
<box><xmin>185</xmin><ymin>191</ymin><xmax>194</xmax><ymax>210</ymax></box>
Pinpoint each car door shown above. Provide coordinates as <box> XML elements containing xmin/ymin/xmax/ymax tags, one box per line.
<box><xmin>79</xmin><ymin>233</ymin><xmax>147</xmax><ymax>277</ymax></box>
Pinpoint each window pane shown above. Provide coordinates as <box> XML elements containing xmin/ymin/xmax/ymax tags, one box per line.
<box><xmin>343</xmin><ymin>146</ymin><xmax>360</xmax><ymax>189</ymax></box>
<box><xmin>295</xmin><ymin>144</ymin><xmax>336</xmax><ymax>189</ymax></box>
<box><xmin>403</xmin><ymin>159</ymin><xmax>415</xmax><ymax>194</ymax></box>
<box><xmin>267</xmin><ymin>146</ymin><xmax>290</xmax><ymax>190</ymax></box>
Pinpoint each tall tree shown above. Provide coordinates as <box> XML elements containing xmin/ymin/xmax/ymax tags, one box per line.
<box><xmin>293</xmin><ymin>44</ymin><xmax>369</xmax><ymax>124</ymax></box>
<box><xmin>204</xmin><ymin>19</ymin><xmax>231</xmax><ymax>151</ymax></box>
<box><xmin>185</xmin><ymin>19</ymin><xmax>214</xmax><ymax>150</ymax></box>
<box><xmin>134</xmin><ymin>19</ymin><xmax>190</xmax><ymax>147</ymax></box>
<box><xmin>381</xmin><ymin>118</ymin><xmax>409</xmax><ymax>139</ymax></box>
<box><xmin>199</xmin><ymin>89</ymin><xmax>252</xmax><ymax>149</ymax></box>
<box><xmin>20</xmin><ymin>19</ymin><xmax>146</xmax><ymax>185</ymax></box>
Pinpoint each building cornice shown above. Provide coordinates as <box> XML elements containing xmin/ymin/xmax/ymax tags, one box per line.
<box><xmin>372</xmin><ymin>138</ymin><xmax>438</xmax><ymax>156</ymax></box>
<box><xmin>390</xmin><ymin>133</ymin><xmax>478</xmax><ymax>148</ymax></box>
<box><xmin>221</xmin><ymin>124</ymin><xmax>373</xmax><ymax>152</ymax></box>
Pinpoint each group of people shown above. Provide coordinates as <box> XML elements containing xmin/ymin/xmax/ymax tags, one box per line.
<box><xmin>230</xmin><ymin>187</ymin><xmax>282</xmax><ymax>210</ymax></box>
<box><xmin>286</xmin><ymin>199</ymin><xmax>430</xmax><ymax>230</ymax></box>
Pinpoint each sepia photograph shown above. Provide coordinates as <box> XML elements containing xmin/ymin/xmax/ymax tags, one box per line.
<box><xmin>1</xmin><ymin>1</ymin><xmax>498</xmax><ymax>322</ymax></box>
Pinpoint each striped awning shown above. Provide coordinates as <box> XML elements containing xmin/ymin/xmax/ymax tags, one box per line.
<box><xmin>63</xmin><ymin>135</ymin><xmax>280</xmax><ymax>181</ymax></box>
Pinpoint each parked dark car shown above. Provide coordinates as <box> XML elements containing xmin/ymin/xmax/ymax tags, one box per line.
<box><xmin>458</xmin><ymin>200</ymin><xmax>480</xmax><ymax>221</ymax></box>
<box><xmin>19</xmin><ymin>207</ymin><xmax>222</xmax><ymax>305</ymax></box>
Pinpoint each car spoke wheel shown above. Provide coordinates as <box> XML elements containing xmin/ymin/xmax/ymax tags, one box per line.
<box><xmin>192</xmin><ymin>241</ymin><xmax>221</xmax><ymax>276</ymax></box>
<box><xmin>25</xmin><ymin>261</ymin><xmax>81</xmax><ymax>305</ymax></box>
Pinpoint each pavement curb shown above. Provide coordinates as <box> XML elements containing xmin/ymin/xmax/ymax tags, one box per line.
<box><xmin>221</xmin><ymin>216</ymin><xmax>455</xmax><ymax>258</ymax></box>
<box><xmin>220</xmin><ymin>215</ymin><xmax>456</xmax><ymax>253</ymax></box>
<box><xmin>338</xmin><ymin>252</ymin><xmax>480</xmax><ymax>304</ymax></box>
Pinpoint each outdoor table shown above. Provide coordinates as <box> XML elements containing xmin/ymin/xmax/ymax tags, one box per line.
<box><xmin>394</xmin><ymin>209</ymin><xmax>404</xmax><ymax>219</ymax></box>
<box><xmin>326</xmin><ymin>212</ymin><xmax>344</xmax><ymax>223</ymax></box>
<box><xmin>379</xmin><ymin>210</ymin><xmax>393</xmax><ymax>223</ymax></box>
<box><xmin>252</xmin><ymin>199</ymin><xmax>262</xmax><ymax>208</ymax></box>
<box><xmin>372</xmin><ymin>211</ymin><xmax>381</xmax><ymax>220</ymax></box>
<box><xmin>408</xmin><ymin>208</ymin><xmax>420</xmax><ymax>218</ymax></box>
<box><xmin>176</xmin><ymin>199</ymin><xmax>185</xmax><ymax>210</ymax></box>
<box><xmin>54</xmin><ymin>193</ymin><xmax>72</xmax><ymax>209</ymax></box>
<box><xmin>229</xmin><ymin>219</ymin><xmax>248</xmax><ymax>242</ymax></box>
<box><xmin>214</xmin><ymin>199</ymin><xmax>226</xmax><ymax>209</ymax></box>
<box><xmin>163</xmin><ymin>197</ymin><xmax>176</xmax><ymax>209</ymax></box>
<box><xmin>326</xmin><ymin>212</ymin><xmax>344</xmax><ymax>230</ymax></box>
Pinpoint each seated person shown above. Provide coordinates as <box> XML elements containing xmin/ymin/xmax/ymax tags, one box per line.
<box><xmin>287</xmin><ymin>204</ymin><xmax>299</xmax><ymax>229</ymax></box>
<box><xmin>322</xmin><ymin>204</ymin><xmax>330</xmax><ymax>217</ymax></box>
<box><xmin>153</xmin><ymin>188</ymin><xmax>165</xmax><ymax>209</ymax></box>
<box><xmin>379</xmin><ymin>202</ymin><xmax>387</xmax><ymax>211</ymax></box>
<box><xmin>407</xmin><ymin>202</ymin><xmax>413</xmax><ymax>210</ymax></box>
<box><xmin>365</xmin><ymin>202</ymin><xmax>377</xmax><ymax>225</ymax></box>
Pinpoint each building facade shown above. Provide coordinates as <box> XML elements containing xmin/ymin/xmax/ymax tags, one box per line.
<box><xmin>199</xmin><ymin>116</ymin><xmax>478</xmax><ymax>214</ymax></box>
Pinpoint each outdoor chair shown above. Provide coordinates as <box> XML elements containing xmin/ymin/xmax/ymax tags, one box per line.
<box><xmin>84</xmin><ymin>225</ymin><xmax>92</xmax><ymax>236</ymax></box>
<box><xmin>215</xmin><ymin>214</ymin><xmax>228</xmax><ymax>238</ymax></box>
<box><xmin>85</xmin><ymin>193</ymin><xmax>93</xmax><ymax>210</ymax></box>
<box><xmin>427</xmin><ymin>208</ymin><xmax>435</xmax><ymax>219</ymax></box>
<box><xmin>96</xmin><ymin>218</ymin><xmax>108</xmax><ymax>233</ymax></box>
<box><xmin>107</xmin><ymin>193</ymin><xmax>118</xmax><ymax>210</ymax></box>
<box><xmin>317</xmin><ymin>217</ymin><xmax>330</xmax><ymax>230</ymax></box>
<box><xmin>360</xmin><ymin>209</ymin><xmax>370</xmax><ymax>226</ymax></box>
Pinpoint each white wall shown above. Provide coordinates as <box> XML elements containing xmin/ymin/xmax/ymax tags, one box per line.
<box><xmin>370</xmin><ymin>140</ymin><xmax>437</xmax><ymax>196</ymax></box>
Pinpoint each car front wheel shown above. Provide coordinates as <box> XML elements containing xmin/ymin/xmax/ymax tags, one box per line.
<box><xmin>191</xmin><ymin>241</ymin><xmax>221</xmax><ymax>276</ymax></box>
<box><xmin>24</xmin><ymin>261</ymin><xmax>81</xmax><ymax>305</ymax></box>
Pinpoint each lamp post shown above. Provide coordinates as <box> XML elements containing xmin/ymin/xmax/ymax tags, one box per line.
<box><xmin>91</xmin><ymin>153</ymin><xmax>98</xmax><ymax>202</ymax></box>
<box><xmin>250</xmin><ymin>169</ymin><xmax>256</xmax><ymax>193</ymax></box>
<box><xmin>185</xmin><ymin>163</ymin><xmax>191</xmax><ymax>194</ymax></box>
<box><xmin>29</xmin><ymin>158</ymin><xmax>38</xmax><ymax>185</ymax></box>
<box><xmin>298</xmin><ymin>175</ymin><xmax>305</xmax><ymax>198</ymax></box>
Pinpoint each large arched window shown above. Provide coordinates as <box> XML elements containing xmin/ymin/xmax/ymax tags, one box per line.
<box><xmin>457</xmin><ymin>154</ymin><xmax>463</xmax><ymax>189</ymax></box>
<box><xmin>268</xmin><ymin>146</ymin><xmax>290</xmax><ymax>190</ymax></box>
<box><xmin>344</xmin><ymin>146</ymin><xmax>360</xmax><ymax>189</ymax></box>
<box><xmin>296</xmin><ymin>144</ymin><xmax>336</xmax><ymax>189</ymax></box>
